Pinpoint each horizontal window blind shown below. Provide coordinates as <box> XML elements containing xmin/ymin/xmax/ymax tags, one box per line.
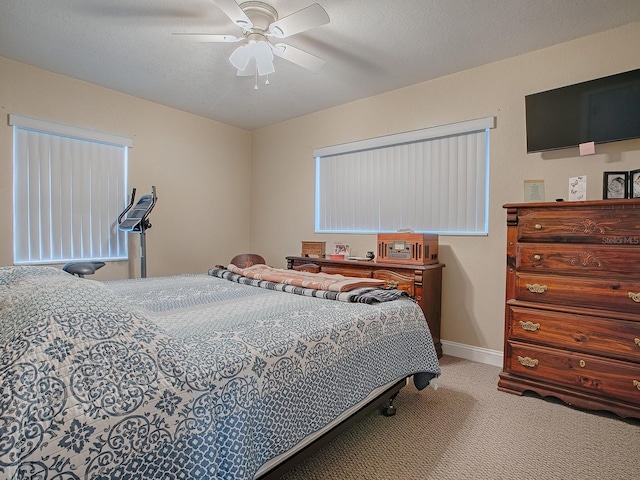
<box><xmin>11</xmin><ymin>115</ymin><xmax>130</xmax><ymax>264</ymax></box>
<box><xmin>314</xmin><ymin>117</ymin><xmax>494</xmax><ymax>235</ymax></box>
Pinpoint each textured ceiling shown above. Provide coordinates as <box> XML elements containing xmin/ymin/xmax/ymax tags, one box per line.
<box><xmin>2</xmin><ymin>0</ymin><xmax>640</xmax><ymax>130</ymax></box>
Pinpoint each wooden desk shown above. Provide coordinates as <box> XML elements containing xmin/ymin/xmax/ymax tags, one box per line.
<box><xmin>286</xmin><ymin>256</ymin><xmax>444</xmax><ymax>357</ymax></box>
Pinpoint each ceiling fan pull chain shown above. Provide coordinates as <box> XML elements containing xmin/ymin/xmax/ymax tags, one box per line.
<box><xmin>265</xmin><ymin>75</ymin><xmax>270</xmax><ymax>85</ymax></box>
<box><xmin>254</xmin><ymin>69</ymin><xmax>259</xmax><ymax>90</ymax></box>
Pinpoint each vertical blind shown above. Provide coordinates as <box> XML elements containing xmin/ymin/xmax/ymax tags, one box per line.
<box><xmin>314</xmin><ymin>117</ymin><xmax>494</xmax><ymax>235</ymax></box>
<box><xmin>11</xmin><ymin>115</ymin><xmax>131</xmax><ymax>264</ymax></box>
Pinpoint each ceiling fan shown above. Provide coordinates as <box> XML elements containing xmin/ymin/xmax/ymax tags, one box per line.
<box><xmin>174</xmin><ymin>0</ymin><xmax>330</xmax><ymax>87</ymax></box>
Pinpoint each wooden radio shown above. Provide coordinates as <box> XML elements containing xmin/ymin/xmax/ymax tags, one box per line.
<box><xmin>377</xmin><ymin>233</ymin><xmax>439</xmax><ymax>265</ymax></box>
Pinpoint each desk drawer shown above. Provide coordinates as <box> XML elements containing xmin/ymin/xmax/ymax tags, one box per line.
<box><xmin>507</xmin><ymin>305</ymin><xmax>640</xmax><ymax>362</ymax></box>
<box><xmin>506</xmin><ymin>342</ymin><xmax>640</xmax><ymax>405</ymax></box>
<box><xmin>515</xmin><ymin>273</ymin><xmax>640</xmax><ymax>314</ymax></box>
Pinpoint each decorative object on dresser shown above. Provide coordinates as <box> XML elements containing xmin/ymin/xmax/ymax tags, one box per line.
<box><xmin>377</xmin><ymin>232</ymin><xmax>439</xmax><ymax>265</ymax></box>
<box><xmin>286</xmin><ymin>255</ymin><xmax>444</xmax><ymax>357</ymax></box>
<box><xmin>602</xmin><ymin>171</ymin><xmax>629</xmax><ymax>199</ymax></box>
<box><xmin>630</xmin><ymin>169</ymin><xmax>640</xmax><ymax>198</ymax></box>
<box><xmin>301</xmin><ymin>240</ymin><xmax>326</xmax><ymax>257</ymax></box>
<box><xmin>499</xmin><ymin>199</ymin><xmax>640</xmax><ymax>419</ymax></box>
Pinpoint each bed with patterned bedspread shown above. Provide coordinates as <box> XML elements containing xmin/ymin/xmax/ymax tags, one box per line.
<box><xmin>0</xmin><ymin>265</ymin><xmax>440</xmax><ymax>480</ymax></box>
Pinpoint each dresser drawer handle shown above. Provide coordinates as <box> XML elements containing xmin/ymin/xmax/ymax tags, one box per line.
<box><xmin>629</xmin><ymin>292</ymin><xmax>640</xmax><ymax>303</ymax></box>
<box><xmin>526</xmin><ymin>283</ymin><xmax>548</xmax><ymax>294</ymax></box>
<box><xmin>635</xmin><ymin>338</ymin><xmax>640</xmax><ymax>347</ymax></box>
<box><xmin>634</xmin><ymin>380</ymin><xmax>640</xmax><ymax>391</ymax></box>
<box><xmin>517</xmin><ymin>356</ymin><xmax>538</xmax><ymax>368</ymax></box>
<box><xmin>534</xmin><ymin>224</ymin><xmax>542</xmax><ymax>230</ymax></box>
<box><xmin>533</xmin><ymin>254</ymin><xmax>541</xmax><ymax>261</ymax></box>
<box><xmin>519</xmin><ymin>321</ymin><xmax>540</xmax><ymax>332</ymax></box>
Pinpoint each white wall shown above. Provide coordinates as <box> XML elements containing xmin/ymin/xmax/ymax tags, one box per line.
<box><xmin>249</xmin><ymin>22</ymin><xmax>640</xmax><ymax>353</ymax></box>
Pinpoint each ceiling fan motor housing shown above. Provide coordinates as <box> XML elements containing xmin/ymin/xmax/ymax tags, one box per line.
<box><xmin>239</xmin><ymin>2</ymin><xmax>278</xmax><ymax>33</ymax></box>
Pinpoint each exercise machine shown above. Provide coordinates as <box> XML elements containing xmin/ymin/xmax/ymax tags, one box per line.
<box><xmin>118</xmin><ymin>186</ymin><xmax>157</xmax><ymax>278</ymax></box>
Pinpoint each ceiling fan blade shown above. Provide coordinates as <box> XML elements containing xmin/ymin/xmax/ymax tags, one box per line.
<box><xmin>213</xmin><ymin>0</ymin><xmax>253</xmax><ymax>30</ymax></box>
<box><xmin>272</xmin><ymin>43</ymin><xmax>325</xmax><ymax>71</ymax></box>
<box><xmin>229</xmin><ymin>43</ymin><xmax>254</xmax><ymax>71</ymax></box>
<box><xmin>172</xmin><ymin>33</ymin><xmax>242</xmax><ymax>42</ymax></box>
<box><xmin>254</xmin><ymin>41</ymin><xmax>275</xmax><ymax>76</ymax></box>
<box><xmin>268</xmin><ymin>3</ymin><xmax>329</xmax><ymax>39</ymax></box>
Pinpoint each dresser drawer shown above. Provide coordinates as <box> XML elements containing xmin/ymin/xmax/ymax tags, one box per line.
<box><xmin>507</xmin><ymin>305</ymin><xmax>640</xmax><ymax>362</ymax></box>
<box><xmin>517</xmin><ymin>244</ymin><xmax>640</xmax><ymax>277</ymax></box>
<box><xmin>372</xmin><ymin>269</ymin><xmax>415</xmax><ymax>296</ymax></box>
<box><xmin>320</xmin><ymin>266</ymin><xmax>372</xmax><ymax>278</ymax></box>
<box><xmin>506</xmin><ymin>342</ymin><xmax>640</xmax><ymax>405</ymax></box>
<box><xmin>515</xmin><ymin>273</ymin><xmax>640</xmax><ymax>314</ymax></box>
<box><xmin>517</xmin><ymin>208</ymin><xmax>640</xmax><ymax>244</ymax></box>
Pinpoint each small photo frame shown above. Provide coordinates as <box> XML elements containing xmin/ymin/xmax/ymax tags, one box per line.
<box><xmin>630</xmin><ymin>169</ymin><xmax>640</xmax><ymax>199</ymax></box>
<box><xmin>334</xmin><ymin>243</ymin><xmax>350</xmax><ymax>256</ymax></box>
<box><xmin>603</xmin><ymin>171</ymin><xmax>628</xmax><ymax>199</ymax></box>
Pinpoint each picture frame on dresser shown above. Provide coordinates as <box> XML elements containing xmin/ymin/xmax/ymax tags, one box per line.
<box><xmin>630</xmin><ymin>169</ymin><xmax>640</xmax><ymax>198</ymax></box>
<box><xmin>603</xmin><ymin>171</ymin><xmax>628</xmax><ymax>199</ymax></box>
<box><xmin>333</xmin><ymin>243</ymin><xmax>350</xmax><ymax>256</ymax></box>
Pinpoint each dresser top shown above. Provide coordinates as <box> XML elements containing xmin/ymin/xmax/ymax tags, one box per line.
<box><xmin>503</xmin><ymin>199</ymin><xmax>640</xmax><ymax>209</ymax></box>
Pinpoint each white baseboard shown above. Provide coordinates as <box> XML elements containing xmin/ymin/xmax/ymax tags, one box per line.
<box><xmin>441</xmin><ymin>340</ymin><xmax>503</xmax><ymax>367</ymax></box>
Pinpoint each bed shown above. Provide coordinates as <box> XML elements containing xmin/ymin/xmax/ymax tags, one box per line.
<box><xmin>0</xmin><ymin>265</ymin><xmax>440</xmax><ymax>479</ymax></box>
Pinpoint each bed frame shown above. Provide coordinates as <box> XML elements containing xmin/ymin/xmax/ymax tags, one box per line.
<box><xmin>257</xmin><ymin>378</ymin><xmax>406</xmax><ymax>479</ymax></box>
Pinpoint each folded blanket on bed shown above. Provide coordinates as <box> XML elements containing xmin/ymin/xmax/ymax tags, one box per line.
<box><xmin>226</xmin><ymin>263</ymin><xmax>388</xmax><ymax>292</ymax></box>
<box><xmin>208</xmin><ymin>267</ymin><xmax>411</xmax><ymax>304</ymax></box>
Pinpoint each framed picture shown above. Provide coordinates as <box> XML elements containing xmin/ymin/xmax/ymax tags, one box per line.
<box><xmin>630</xmin><ymin>169</ymin><xmax>640</xmax><ymax>199</ymax></box>
<box><xmin>334</xmin><ymin>243</ymin><xmax>350</xmax><ymax>256</ymax></box>
<box><xmin>603</xmin><ymin>171</ymin><xmax>628</xmax><ymax>199</ymax></box>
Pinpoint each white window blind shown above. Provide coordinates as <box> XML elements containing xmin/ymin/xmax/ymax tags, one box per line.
<box><xmin>10</xmin><ymin>114</ymin><xmax>131</xmax><ymax>264</ymax></box>
<box><xmin>314</xmin><ymin>117</ymin><xmax>494</xmax><ymax>235</ymax></box>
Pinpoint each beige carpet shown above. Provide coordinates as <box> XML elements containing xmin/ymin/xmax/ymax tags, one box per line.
<box><xmin>281</xmin><ymin>355</ymin><xmax>640</xmax><ymax>480</ymax></box>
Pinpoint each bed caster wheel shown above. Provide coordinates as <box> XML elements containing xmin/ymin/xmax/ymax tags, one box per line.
<box><xmin>382</xmin><ymin>404</ymin><xmax>397</xmax><ymax>417</ymax></box>
<box><xmin>381</xmin><ymin>392</ymin><xmax>398</xmax><ymax>416</ymax></box>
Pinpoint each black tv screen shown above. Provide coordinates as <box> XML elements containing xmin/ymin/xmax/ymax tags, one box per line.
<box><xmin>525</xmin><ymin>68</ymin><xmax>640</xmax><ymax>153</ymax></box>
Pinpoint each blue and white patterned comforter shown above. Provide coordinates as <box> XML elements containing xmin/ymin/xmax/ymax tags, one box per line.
<box><xmin>0</xmin><ymin>266</ymin><xmax>440</xmax><ymax>479</ymax></box>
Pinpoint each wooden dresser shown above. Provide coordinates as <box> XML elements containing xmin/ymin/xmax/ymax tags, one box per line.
<box><xmin>286</xmin><ymin>256</ymin><xmax>444</xmax><ymax>357</ymax></box>
<box><xmin>499</xmin><ymin>200</ymin><xmax>640</xmax><ymax>418</ymax></box>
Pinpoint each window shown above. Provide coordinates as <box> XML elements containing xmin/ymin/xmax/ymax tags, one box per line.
<box><xmin>314</xmin><ymin>117</ymin><xmax>495</xmax><ymax>235</ymax></box>
<box><xmin>10</xmin><ymin>115</ymin><xmax>131</xmax><ymax>264</ymax></box>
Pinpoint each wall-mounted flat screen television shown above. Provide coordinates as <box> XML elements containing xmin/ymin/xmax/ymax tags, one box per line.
<box><xmin>525</xmin><ymin>68</ymin><xmax>640</xmax><ymax>153</ymax></box>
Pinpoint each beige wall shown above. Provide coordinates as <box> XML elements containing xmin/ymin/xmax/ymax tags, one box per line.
<box><xmin>250</xmin><ymin>22</ymin><xmax>640</xmax><ymax>353</ymax></box>
<box><xmin>0</xmin><ymin>56</ymin><xmax>252</xmax><ymax>280</ymax></box>
<box><xmin>2</xmin><ymin>22</ymin><xmax>639</xmax><ymax>352</ymax></box>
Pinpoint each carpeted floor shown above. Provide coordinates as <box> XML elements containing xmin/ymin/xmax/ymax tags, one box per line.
<box><xmin>280</xmin><ymin>355</ymin><xmax>640</xmax><ymax>480</ymax></box>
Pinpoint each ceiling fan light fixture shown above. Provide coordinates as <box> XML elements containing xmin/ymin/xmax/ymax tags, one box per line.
<box><xmin>254</xmin><ymin>40</ymin><xmax>275</xmax><ymax>76</ymax></box>
<box><xmin>178</xmin><ymin>1</ymin><xmax>330</xmax><ymax>86</ymax></box>
<box><xmin>229</xmin><ymin>44</ymin><xmax>252</xmax><ymax>71</ymax></box>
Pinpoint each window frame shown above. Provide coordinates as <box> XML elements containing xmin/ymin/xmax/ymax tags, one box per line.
<box><xmin>10</xmin><ymin>114</ymin><xmax>131</xmax><ymax>265</ymax></box>
<box><xmin>313</xmin><ymin>117</ymin><xmax>495</xmax><ymax>236</ymax></box>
